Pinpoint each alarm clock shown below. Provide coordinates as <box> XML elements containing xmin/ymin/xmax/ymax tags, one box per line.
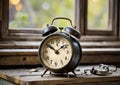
<box><xmin>38</xmin><ymin>17</ymin><xmax>82</xmax><ymax>77</ymax></box>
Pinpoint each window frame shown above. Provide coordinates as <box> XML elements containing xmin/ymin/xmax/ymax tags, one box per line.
<box><xmin>118</xmin><ymin>0</ymin><xmax>120</xmax><ymax>40</ymax></box>
<box><xmin>0</xmin><ymin>2</ymin><xmax>1</xmax><ymax>21</ymax></box>
<box><xmin>75</xmin><ymin>0</ymin><xmax>119</xmax><ymax>41</ymax></box>
<box><xmin>1</xmin><ymin>0</ymin><xmax>9</xmax><ymax>39</ymax></box>
<box><xmin>0</xmin><ymin>0</ymin><xmax>119</xmax><ymax>41</ymax></box>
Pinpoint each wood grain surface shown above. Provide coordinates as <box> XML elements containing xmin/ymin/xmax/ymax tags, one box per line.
<box><xmin>0</xmin><ymin>66</ymin><xmax>120</xmax><ymax>85</ymax></box>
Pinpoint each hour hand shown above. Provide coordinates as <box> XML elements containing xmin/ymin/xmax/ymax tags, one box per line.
<box><xmin>47</xmin><ymin>44</ymin><xmax>56</xmax><ymax>51</ymax></box>
<box><xmin>47</xmin><ymin>44</ymin><xmax>59</xmax><ymax>54</ymax></box>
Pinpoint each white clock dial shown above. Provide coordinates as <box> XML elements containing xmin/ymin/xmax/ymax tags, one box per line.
<box><xmin>40</xmin><ymin>35</ymin><xmax>72</xmax><ymax>69</ymax></box>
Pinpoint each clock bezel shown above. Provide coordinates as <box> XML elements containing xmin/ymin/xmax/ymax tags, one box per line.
<box><xmin>38</xmin><ymin>32</ymin><xmax>82</xmax><ymax>73</ymax></box>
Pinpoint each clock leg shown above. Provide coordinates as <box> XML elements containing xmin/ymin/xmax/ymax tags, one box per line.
<box><xmin>72</xmin><ymin>70</ymin><xmax>76</xmax><ymax>76</ymax></box>
<box><xmin>50</xmin><ymin>71</ymin><xmax>52</xmax><ymax>75</ymax></box>
<box><xmin>41</xmin><ymin>69</ymin><xmax>48</xmax><ymax>77</ymax></box>
<box><xmin>65</xmin><ymin>71</ymin><xmax>77</xmax><ymax>77</ymax></box>
<box><xmin>66</xmin><ymin>72</ymin><xmax>70</xmax><ymax>77</ymax></box>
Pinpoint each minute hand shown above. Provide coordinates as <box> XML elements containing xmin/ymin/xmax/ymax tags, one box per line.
<box><xmin>57</xmin><ymin>45</ymin><xmax>68</xmax><ymax>51</ymax></box>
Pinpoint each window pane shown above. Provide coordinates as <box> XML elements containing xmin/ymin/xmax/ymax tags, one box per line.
<box><xmin>9</xmin><ymin>0</ymin><xmax>74</xmax><ymax>29</ymax></box>
<box><xmin>88</xmin><ymin>0</ymin><xmax>109</xmax><ymax>30</ymax></box>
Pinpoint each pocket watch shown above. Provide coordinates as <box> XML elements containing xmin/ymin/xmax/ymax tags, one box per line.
<box><xmin>84</xmin><ymin>64</ymin><xmax>117</xmax><ymax>76</ymax></box>
<box><xmin>38</xmin><ymin>17</ymin><xmax>82</xmax><ymax>77</ymax></box>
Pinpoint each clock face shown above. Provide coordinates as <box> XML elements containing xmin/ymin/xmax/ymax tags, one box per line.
<box><xmin>40</xmin><ymin>35</ymin><xmax>72</xmax><ymax>69</ymax></box>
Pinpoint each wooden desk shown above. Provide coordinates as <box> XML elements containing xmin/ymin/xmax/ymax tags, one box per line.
<box><xmin>0</xmin><ymin>66</ymin><xmax>120</xmax><ymax>85</ymax></box>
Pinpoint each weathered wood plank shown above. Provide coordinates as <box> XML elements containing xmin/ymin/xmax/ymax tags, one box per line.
<box><xmin>0</xmin><ymin>49</ymin><xmax>38</xmax><ymax>56</ymax></box>
<box><xmin>4</xmin><ymin>35</ymin><xmax>118</xmax><ymax>41</ymax></box>
<box><xmin>9</xmin><ymin>28</ymin><xmax>42</xmax><ymax>33</ymax></box>
<box><xmin>0</xmin><ymin>41</ymin><xmax>40</xmax><ymax>49</ymax></box>
<box><xmin>82</xmin><ymin>48</ymin><xmax>120</xmax><ymax>54</ymax></box>
<box><xmin>0</xmin><ymin>56</ymin><xmax>40</xmax><ymax>65</ymax></box>
<box><xmin>1</xmin><ymin>41</ymin><xmax>120</xmax><ymax>49</ymax></box>
<box><xmin>81</xmin><ymin>54</ymin><xmax>120</xmax><ymax>64</ymax></box>
<box><xmin>0</xmin><ymin>66</ymin><xmax>120</xmax><ymax>85</ymax></box>
<box><xmin>27</xmin><ymin>81</ymin><xmax>120</xmax><ymax>85</ymax></box>
<box><xmin>0</xmin><ymin>21</ymin><xmax>2</xmax><ymax>39</ymax></box>
<box><xmin>0</xmin><ymin>54</ymin><xmax>120</xmax><ymax>66</ymax></box>
<box><xmin>81</xmin><ymin>41</ymin><xmax>120</xmax><ymax>48</ymax></box>
<box><xmin>0</xmin><ymin>48</ymin><xmax>120</xmax><ymax>56</ymax></box>
<box><xmin>10</xmin><ymin>33</ymin><xmax>42</xmax><ymax>38</ymax></box>
<box><xmin>0</xmin><ymin>48</ymin><xmax>120</xmax><ymax>66</ymax></box>
<box><xmin>4</xmin><ymin>37</ymin><xmax>43</xmax><ymax>41</ymax></box>
<box><xmin>80</xmin><ymin>36</ymin><xmax>117</xmax><ymax>41</ymax></box>
<box><xmin>0</xmin><ymin>79</ymin><xmax>16</xmax><ymax>85</ymax></box>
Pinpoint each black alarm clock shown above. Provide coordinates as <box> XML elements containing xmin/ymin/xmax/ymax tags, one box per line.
<box><xmin>38</xmin><ymin>17</ymin><xmax>82</xmax><ymax>77</ymax></box>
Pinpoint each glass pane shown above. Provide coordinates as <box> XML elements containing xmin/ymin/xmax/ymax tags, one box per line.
<box><xmin>88</xmin><ymin>0</ymin><xmax>109</xmax><ymax>30</ymax></box>
<box><xmin>9</xmin><ymin>0</ymin><xmax>74</xmax><ymax>29</ymax></box>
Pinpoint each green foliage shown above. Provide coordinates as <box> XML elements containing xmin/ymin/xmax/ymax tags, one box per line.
<box><xmin>9</xmin><ymin>12</ymin><xmax>30</xmax><ymax>28</ymax></box>
<box><xmin>9</xmin><ymin>0</ymin><xmax>74</xmax><ymax>29</ymax></box>
<box><xmin>9</xmin><ymin>0</ymin><xmax>109</xmax><ymax>30</ymax></box>
<box><xmin>88</xmin><ymin>0</ymin><xmax>108</xmax><ymax>30</ymax></box>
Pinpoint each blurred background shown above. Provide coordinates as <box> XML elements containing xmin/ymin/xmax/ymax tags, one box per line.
<box><xmin>9</xmin><ymin>0</ymin><xmax>108</xmax><ymax>30</ymax></box>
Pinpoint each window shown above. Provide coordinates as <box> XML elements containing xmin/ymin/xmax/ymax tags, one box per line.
<box><xmin>0</xmin><ymin>0</ymin><xmax>119</xmax><ymax>41</ymax></box>
<box><xmin>9</xmin><ymin>0</ymin><xmax>75</xmax><ymax>29</ymax></box>
<box><xmin>88</xmin><ymin>0</ymin><xmax>109</xmax><ymax>30</ymax></box>
<box><xmin>76</xmin><ymin>0</ymin><xmax>119</xmax><ymax>41</ymax></box>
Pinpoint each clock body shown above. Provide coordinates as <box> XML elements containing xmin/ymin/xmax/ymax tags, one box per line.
<box><xmin>38</xmin><ymin>32</ymin><xmax>82</xmax><ymax>73</ymax></box>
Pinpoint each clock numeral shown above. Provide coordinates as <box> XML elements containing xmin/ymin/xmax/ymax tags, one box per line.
<box><xmin>56</xmin><ymin>39</ymin><xmax>60</xmax><ymax>46</ymax></box>
<box><xmin>56</xmin><ymin>39</ymin><xmax>60</xmax><ymax>43</ymax></box>
<box><xmin>66</xmin><ymin>50</ymin><xmax>69</xmax><ymax>54</ymax></box>
<box><xmin>60</xmin><ymin>60</ymin><xmax>63</xmax><ymax>65</ymax></box>
<box><xmin>46</xmin><ymin>44</ymin><xmax>49</xmax><ymax>48</ymax></box>
<box><xmin>65</xmin><ymin>56</ymin><xmax>68</xmax><ymax>60</ymax></box>
<box><xmin>50</xmin><ymin>41</ymin><xmax>54</xmax><ymax>44</ymax></box>
<box><xmin>44</xmin><ymin>56</ymin><xmax>49</xmax><ymax>60</ymax></box>
<box><xmin>44</xmin><ymin>50</ymin><xmax>48</xmax><ymax>53</ymax></box>
<box><xmin>54</xmin><ymin>62</ymin><xmax>58</xmax><ymax>67</ymax></box>
<box><xmin>62</xmin><ymin>41</ymin><xmax>64</xmax><ymax>44</ymax></box>
<box><xmin>56</xmin><ymin>43</ymin><xmax>58</xmax><ymax>46</ymax></box>
<box><xmin>50</xmin><ymin>60</ymin><xmax>53</xmax><ymax>64</ymax></box>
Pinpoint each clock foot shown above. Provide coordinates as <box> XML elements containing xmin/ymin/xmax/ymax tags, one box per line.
<box><xmin>50</xmin><ymin>71</ymin><xmax>52</xmax><ymax>75</ymax></box>
<box><xmin>65</xmin><ymin>70</ymin><xmax>77</xmax><ymax>77</ymax></box>
<box><xmin>66</xmin><ymin>72</ymin><xmax>70</xmax><ymax>77</ymax></box>
<box><xmin>72</xmin><ymin>70</ymin><xmax>76</xmax><ymax>76</ymax></box>
<box><xmin>41</xmin><ymin>69</ymin><xmax>48</xmax><ymax>77</ymax></box>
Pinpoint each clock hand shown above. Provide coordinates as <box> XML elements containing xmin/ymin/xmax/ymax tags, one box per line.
<box><xmin>57</xmin><ymin>45</ymin><xmax>68</xmax><ymax>51</ymax></box>
<box><xmin>47</xmin><ymin>44</ymin><xmax>56</xmax><ymax>51</ymax></box>
<box><xmin>47</xmin><ymin>44</ymin><xmax>59</xmax><ymax>54</ymax></box>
